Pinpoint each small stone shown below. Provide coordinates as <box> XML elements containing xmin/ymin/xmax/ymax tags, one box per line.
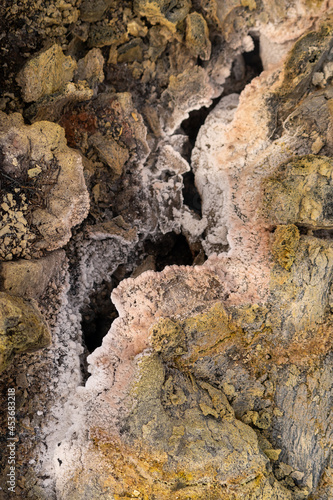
<box><xmin>127</xmin><ymin>19</ymin><xmax>148</xmax><ymax>37</ymax></box>
<box><xmin>221</xmin><ymin>382</ymin><xmax>236</xmax><ymax>398</ymax></box>
<box><xmin>89</xmin><ymin>134</ymin><xmax>129</xmax><ymax>177</ymax></box>
<box><xmin>16</xmin><ymin>44</ymin><xmax>77</xmax><ymax>102</ymax></box>
<box><xmin>264</xmin><ymin>449</ymin><xmax>281</xmax><ymax>461</ymax></box>
<box><xmin>199</xmin><ymin>402</ymin><xmax>219</xmax><ymax>418</ymax></box>
<box><xmin>80</xmin><ymin>0</ymin><xmax>112</xmax><ymax>22</ymax></box>
<box><xmin>185</xmin><ymin>12</ymin><xmax>211</xmax><ymax>60</ymax></box>
<box><xmin>133</xmin><ymin>0</ymin><xmax>191</xmax><ymax>32</ymax></box>
<box><xmin>0</xmin><ymin>225</ymin><xmax>11</xmax><ymax>237</ymax></box>
<box><xmin>312</xmin><ymin>72</ymin><xmax>325</xmax><ymax>86</ymax></box>
<box><xmin>252</xmin><ymin>410</ymin><xmax>271</xmax><ymax>429</ymax></box>
<box><xmin>27</xmin><ymin>166</ymin><xmax>42</xmax><ymax>178</ymax></box>
<box><xmin>241</xmin><ymin>0</ymin><xmax>257</xmax><ymax>10</ymax></box>
<box><xmin>87</xmin><ymin>25</ymin><xmax>122</xmax><ymax>48</ymax></box>
<box><xmin>311</xmin><ymin>136</ymin><xmax>324</xmax><ymax>154</ymax></box>
<box><xmin>279</xmin><ymin>462</ymin><xmax>294</xmax><ymax>476</ymax></box>
<box><xmin>75</xmin><ymin>48</ymin><xmax>105</xmax><ymax>85</ymax></box>
<box><xmin>323</xmin><ymin>61</ymin><xmax>333</xmax><ymax>81</ymax></box>
<box><xmin>118</xmin><ymin>39</ymin><xmax>143</xmax><ymax>64</ymax></box>
<box><xmin>291</xmin><ymin>470</ymin><xmax>305</xmax><ymax>481</ymax></box>
<box><xmin>284</xmin><ymin>476</ymin><xmax>295</xmax><ymax>488</ymax></box>
<box><xmin>1</xmin><ymin>251</ymin><xmax>65</xmax><ymax>299</ymax></box>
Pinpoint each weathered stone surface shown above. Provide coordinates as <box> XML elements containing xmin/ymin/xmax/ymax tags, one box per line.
<box><xmin>0</xmin><ymin>112</ymin><xmax>89</xmax><ymax>256</ymax></box>
<box><xmin>79</xmin><ymin>0</ymin><xmax>113</xmax><ymax>22</ymax></box>
<box><xmin>0</xmin><ymin>2</ymin><xmax>333</xmax><ymax>500</ymax></box>
<box><xmin>161</xmin><ymin>66</ymin><xmax>215</xmax><ymax>134</ymax></box>
<box><xmin>44</xmin><ymin>17</ymin><xmax>333</xmax><ymax>500</ymax></box>
<box><xmin>185</xmin><ymin>12</ymin><xmax>211</xmax><ymax>60</ymax></box>
<box><xmin>89</xmin><ymin>133</ymin><xmax>129</xmax><ymax>178</ymax></box>
<box><xmin>0</xmin><ymin>292</ymin><xmax>51</xmax><ymax>373</ymax></box>
<box><xmin>0</xmin><ymin>251</ymin><xmax>66</xmax><ymax>299</ymax></box>
<box><xmin>264</xmin><ymin>156</ymin><xmax>333</xmax><ymax>228</ymax></box>
<box><xmin>85</xmin><ymin>216</ymin><xmax>138</xmax><ymax>243</ymax></box>
<box><xmin>16</xmin><ymin>45</ymin><xmax>77</xmax><ymax>103</ymax></box>
<box><xmin>134</xmin><ymin>0</ymin><xmax>191</xmax><ymax>32</ymax></box>
<box><xmin>75</xmin><ymin>48</ymin><xmax>105</xmax><ymax>86</ymax></box>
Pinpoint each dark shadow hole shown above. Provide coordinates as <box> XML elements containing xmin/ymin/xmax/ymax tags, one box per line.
<box><xmin>182</xmin><ymin>171</ymin><xmax>202</xmax><ymax>216</ymax></box>
<box><xmin>180</xmin><ymin>98</ymin><xmax>220</xmax><ymax>148</ymax></box>
<box><xmin>222</xmin><ymin>36</ymin><xmax>263</xmax><ymax>96</ymax></box>
<box><xmin>81</xmin><ymin>280</ymin><xmax>119</xmax><ymax>354</ymax></box>
<box><xmin>297</xmin><ymin>226</ymin><xmax>333</xmax><ymax>240</ymax></box>
<box><xmin>243</xmin><ymin>37</ymin><xmax>263</xmax><ymax>75</ymax></box>
<box><xmin>144</xmin><ymin>232</ymin><xmax>205</xmax><ymax>271</ymax></box>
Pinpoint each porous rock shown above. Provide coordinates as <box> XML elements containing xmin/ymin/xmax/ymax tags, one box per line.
<box><xmin>1</xmin><ymin>2</ymin><xmax>333</xmax><ymax>500</ymax></box>
<box><xmin>0</xmin><ymin>112</ymin><xmax>89</xmax><ymax>256</ymax></box>
<box><xmin>50</xmin><ymin>17</ymin><xmax>333</xmax><ymax>500</ymax></box>
<box><xmin>16</xmin><ymin>44</ymin><xmax>77</xmax><ymax>103</ymax></box>
<box><xmin>0</xmin><ymin>292</ymin><xmax>51</xmax><ymax>373</ymax></box>
<box><xmin>185</xmin><ymin>12</ymin><xmax>211</xmax><ymax>60</ymax></box>
<box><xmin>133</xmin><ymin>0</ymin><xmax>191</xmax><ymax>32</ymax></box>
<box><xmin>161</xmin><ymin>66</ymin><xmax>215</xmax><ymax>134</ymax></box>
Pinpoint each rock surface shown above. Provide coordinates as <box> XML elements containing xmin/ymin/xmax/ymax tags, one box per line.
<box><xmin>16</xmin><ymin>45</ymin><xmax>77</xmax><ymax>103</ymax></box>
<box><xmin>0</xmin><ymin>112</ymin><xmax>89</xmax><ymax>256</ymax></box>
<box><xmin>0</xmin><ymin>2</ymin><xmax>332</xmax><ymax>500</ymax></box>
<box><xmin>0</xmin><ymin>292</ymin><xmax>51</xmax><ymax>373</ymax></box>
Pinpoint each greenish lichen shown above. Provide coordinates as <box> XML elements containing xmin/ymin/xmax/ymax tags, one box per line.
<box><xmin>263</xmin><ymin>156</ymin><xmax>333</xmax><ymax>228</ymax></box>
<box><xmin>271</xmin><ymin>225</ymin><xmax>300</xmax><ymax>271</ymax></box>
<box><xmin>149</xmin><ymin>317</ymin><xmax>186</xmax><ymax>359</ymax></box>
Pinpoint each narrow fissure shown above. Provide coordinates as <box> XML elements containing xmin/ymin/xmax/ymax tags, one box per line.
<box><xmin>297</xmin><ymin>226</ymin><xmax>333</xmax><ymax>240</ymax></box>
<box><xmin>180</xmin><ymin>37</ymin><xmax>263</xmax><ymax>216</ymax></box>
<box><xmin>81</xmin><ymin>279</ymin><xmax>119</xmax><ymax>354</ymax></box>
<box><xmin>182</xmin><ymin>171</ymin><xmax>202</xmax><ymax>216</ymax></box>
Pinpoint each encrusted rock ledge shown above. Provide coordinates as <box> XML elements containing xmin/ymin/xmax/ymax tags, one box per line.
<box><xmin>0</xmin><ymin>1</ymin><xmax>332</xmax><ymax>499</ymax></box>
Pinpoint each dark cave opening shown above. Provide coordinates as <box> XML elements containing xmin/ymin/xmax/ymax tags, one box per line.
<box><xmin>180</xmin><ymin>98</ymin><xmax>221</xmax><ymax>148</ymax></box>
<box><xmin>223</xmin><ymin>36</ymin><xmax>263</xmax><ymax>95</ymax></box>
<box><xmin>144</xmin><ymin>232</ymin><xmax>198</xmax><ymax>271</ymax></box>
<box><xmin>182</xmin><ymin>170</ymin><xmax>202</xmax><ymax>216</ymax></box>
<box><xmin>297</xmin><ymin>226</ymin><xmax>333</xmax><ymax>240</ymax></box>
<box><xmin>243</xmin><ymin>37</ymin><xmax>263</xmax><ymax>76</ymax></box>
<box><xmin>180</xmin><ymin>36</ymin><xmax>263</xmax><ymax>148</ymax></box>
<box><xmin>81</xmin><ymin>279</ymin><xmax>119</xmax><ymax>354</ymax></box>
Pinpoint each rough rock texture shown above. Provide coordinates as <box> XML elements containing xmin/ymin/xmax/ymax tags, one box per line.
<box><xmin>16</xmin><ymin>45</ymin><xmax>77</xmax><ymax>103</ymax></box>
<box><xmin>0</xmin><ymin>292</ymin><xmax>51</xmax><ymax>373</ymax></box>
<box><xmin>0</xmin><ymin>1</ymin><xmax>333</xmax><ymax>500</ymax></box>
<box><xmin>0</xmin><ymin>112</ymin><xmax>89</xmax><ymax>256</ymax></box>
